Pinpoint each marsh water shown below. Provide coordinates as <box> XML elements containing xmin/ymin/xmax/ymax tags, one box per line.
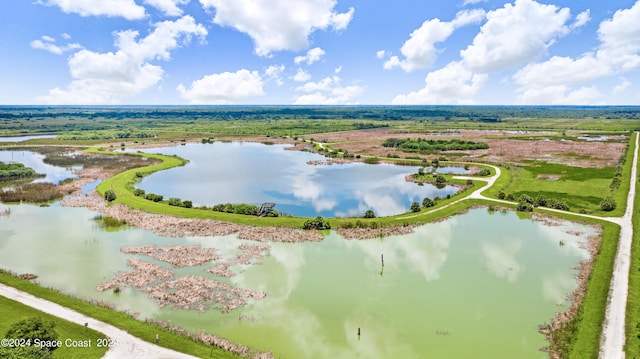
<box><xmin>130</xmin><ymin>143</ymin><xmax>461</xmax><ymax>217</ymax></box>
<box><xmin>0</xmin><ymin>149</ymin><xmax>77</xmax><ymax>184</ymax></box>
<box><xmin>0</xmin><ymin>202</ymin><xmax>594</xmax><ymax>358</ymax></box>
<box><xmin>0</xmin><ymin>144</ymin><xmax>596</xmax><ymax>358</ymax></box>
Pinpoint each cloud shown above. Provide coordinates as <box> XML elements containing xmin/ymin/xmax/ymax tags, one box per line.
<box><xmin>177</xmin><ymin>69</ymin><xmax>265</xmax><ymax>104</ymax></box>
<box><xmin>376</xmin><ymin>50</ymin><xmax>386</xmax><ymax>59</ymax></box>
<box><xmin>40</xmin><ymin>0</ymin><xmax>146</xmax><ymax>20</ymax></box>
<box><xmin>294</xmin><ymin>74</ymin><xmax>363</xmax><ymax>104</ymax></box>
<box><xmin>30</xmin><ymin>35</ymin><xmax>82</xmax><ymax>55</ymax></box>
<box><xmin>143</xmin><ymin>0</ymin><xmax>190</xmax><ymax>16</ymax></box>
<box><xmin>391</xmin><ymin>61</ymin><xmax>487</xmax><ymax>104</ymax></box>
<box><xmin>613</xmin><ymin>77</ymin><xmax>631</xmax><ymax>94</ymax></box>
<box><xmin>293</xmin><ymin>68</ymin><xmax>311</xmax><ymax>82</ymax></box>
<box><xmin>462</xmin><ymin>0</ymin><xmax>485</xmax><ymax>5</ymax></box>
<box><xmin>264</xmin><ymin>64</ymin><xmax>285</xmax><ymax>85</ymax></box>
<box><xmin>460</xmin><ymin>0</ymin><xmax>573</xmax><ymax>73</ymax></box>
<box><xmin>294</xmin><ymin>47</ymin><xmax>325</xmax><ymax>65</ymax></box>
<box><xmin>514</xmin><ymin>1</ymin><xmax>640</xmax><ymax>104</ymax></box>
<box><xmin>39</xmin><ymin>16</ymin><xmax>206</xmax><ymax>104</ymax></box>
<box><xmin>384</xmin><ymin>9</ymin><xmax>485</xmax><ymax>72</ymax></box>
<box><xmin>571</xmin><ymin>10</ymin><xmax>591</xmax><ymax>30</ymax></box>
<box><xmin>199</xmin><ymin>0</ymin><xmax>354</xmax><ymax>56</ymax></box>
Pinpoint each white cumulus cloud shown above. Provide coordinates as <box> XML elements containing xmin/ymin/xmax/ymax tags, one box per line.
<box><xmin>293</xmin><ymin>68</ymin><xmax>312</xmax><ymax>82</ymax></box>
<box><xmin>384</xmin><ymin>9</ymin><xmax>485</xmax><ymax>72</ymax></box>
<box><xmin>30</xmin><ymin>35</ymin><xmax>82</xmax><ymax>55</ymax></box>
<box><xmin>39</xmin><ymin>16</ymin><xmax>207</xmax><ymax>104</ymax></box>
<box><xmin>177</xmin><ymin>69</ymin><xmax>265</xmax><ymax>104</ymax></box>
<box><xmin>264</xmin><ymin>64</ymin><xmax>285</xmax><ymax>85</ymax></box>
<box><xmin>294</xmin><ymin>47</ymin><xmax>325</xmax><ymax>65</ymax></box>
<box><xmin>199</xmin><ymin>0</ymin><xmax>354</xmax><ymax>56</ymax></box>
<box><xmin>391</xmin><ymin>62</ymin><xmax>487</xmax><ymax>104</ymax></box>
<box><xmin>40</xmin><ymin>0</ymin><xmax>147</xmax><ymax>20</ymax></box>
<box><xmin>460</xmin><ymin>0</ymin><xmax>573</xmax><ymax>73</ymax></box>
<box><xmin>294</xmin><ymin>74</ymin><xmax>362</xmax><ymax>104</ymax></box>
<box><xmin>143</xmin><ymin>0</ymin><xmax>190</xmax><ymax>16</ymax></box>
<box><xmin>514</xmin><ymin>1</ymin><xmax>640</xmax><ymax>104</ymax></box>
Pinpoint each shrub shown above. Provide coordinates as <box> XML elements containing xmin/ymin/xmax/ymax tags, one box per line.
<box><xmin>549</xmin><ymin>200</ymin><xmax>570</xmax><ymax>211</ymax></box>
<box><xmin>104</xmin><ymin>190</ymin><xmax>117</xmax><ymax>202</ymax></box>
<box><xmin>303</xmin><ymin>216</ymin><xmax>331</xmax><ymax>230</ymax></box>
<box><xmin>497</xmin><ymin>191</ymin><xmax>506</xmax><ymax>200</ymax></box>
<box><xmin>518</xmin><ymin>194</ymin><xmax>533</xmax><ymax>204</ymax></box>
<box><xmin>133</xmin><ymin>188</ymin><xmax>145</xmax><ymax>197</ymax></box>
<box><xmin>182</xmin><ymin>200</ymin><xmax>192</xmax><ymax>208</ymax></box>
<box><xmin>534</xmin><ymin>195</ymin><xmax>547</xmax><ymax>207</ymax></box>
<box><xmin>5</xmin><ymin>318</ymin><xmax>59</xmax><ymax>352</ymax></box>
<box><xmin>144</xmin><ymin>193</ymin><xmax>163</xmax><ymax>202</ymax></box>
<box><xmin>422</xmin><ymin>197</ymin><xmax>435</xmax><ymax>208</ymax></box>
<box><xmin>363</xmin><ymin>209</ymin><xmax>376</xmax><ymax>218</ymax></box>
<box><xmin>506</xmin><ymin>193</ymin><xmax>515</xmax><ymax>201</ymax></box>
<box><xmin>600</xmin><ymin>197</ymin><xmax>617</xmax><ymax>211</ymax></box>
<box><xmin>478</xmin><ymin>168</ymin><xmax>491</xmax><ymax>176</ymax></box>
<box><xmin>168</xmin><ymin>197</ymin><xmax>182</xmax><ymax>207</ymax></box>
<box><xmin>411</xmin><ymin>201</ymin><xmax>421</xmax><ymax>212</ymax></box>
<box><xmin>517</xmin><ymin>201</ymin><xmax>533</xmax><ymax>212</ymax></box>
<box><xmin>435</xmin><ymin>175</ymin><xmax>447</xmax><ymax>184</ymax></box>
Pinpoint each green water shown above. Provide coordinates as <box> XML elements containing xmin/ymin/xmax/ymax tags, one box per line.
<box><xmin>0</xmin><ymin>203</ymin><xmax>593</xmax><ymax>358</ymax></box>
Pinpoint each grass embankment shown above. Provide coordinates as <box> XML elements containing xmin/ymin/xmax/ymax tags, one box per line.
<box><xmin>95</xmin><ymin>148</ymin><xmax>494</xmax><ymax>228</ymax></box>
<box><xmin>485</xmin><ymin>133</ymin><xmax>635</xmax><ymax>216</ymax></box>
<box><xmin>626</xmin><ymin>148</ymin><xmax>640</xmax><ymax>357</ymax></box>
<box><xmin>0</xmin><ymin>272</ymin><xmax>240</xmax><ymax>359</ymax></box>
<box><xmin>0</xmin><ymin>295</ymin><xmax>108</xmax><ymax>359</ymax></box>
<box><xmin>545</xmin><ymin>219</ymin><xmax>619</xmax><ymax>358</ymax></box>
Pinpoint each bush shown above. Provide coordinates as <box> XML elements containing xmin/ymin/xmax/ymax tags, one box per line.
<box><xmin>518</xmin><ymin>194</ymin><xmax>533</xmax><ymax>204</ymax></box>
<box><xmin>168</xmin><ymin>197</ymin><xmax>182</xmax><ymax>207</ymax></box>
<box><xmin>182</xmin><ymin>200</ymin><xmax>192</xmax><ymax>208</ymax></box>
<box><xmin>302</xmin><ymin>216</ymin><xmax>331</xmax><ymax>230</ymax></box>
<box><xmin>363</xmin><ymin>209</ymin><xmax>376</xmax><ymax>218</ymax></box>
<box><xmin>497</xmin><ymin>191</ymin><xmax>506</xmax><ymax>200</ymax></box>
<box><xmin>144</xmin><ymin>193</ymin><xmax>163</xmax><ymax>202</ymax></box>
<box><xmin>104</xmin><ymin>190</ymin><xmax>116</xmax><ymax>202</ymax></box>
<box><xmin>133</xmin><ymin>188</ymin><xmax>145</xmax><ymax>197</ymax></box>
<box><xmin>506</xmin><ymin>193</ymin><xmax>515</xmax><ymax>201</ymax></box>
<box><xmin>422</xmin><ymin>197</ymin><xmax>435</xmax><ymax>208</ymax></box>
<box><xmin>548</xmin><ymin>200</ymin><xmax>570</xmax><ymax>211</ymax></box>
<box><xmin>534</xmin><ymin>195</ymin><xmax>547</xmax><ymax>207</ymax></box>
<box><xmin>5</xmin><ymin>318</ymin><xmax>59</xmax><ymax>352</ymax></box>
<box><xmin>478</xmin><ymin>168</ymin><xmax>491</xmax><ymax>176</ymax></box>
<box><xmin>517</xmin><ymin>201</ymin><xmax>533</xmax><ymax>212</ymax></box>
<box><xmin>435</xmin><ymin>175</ymin><xmax>447</xmax><ymax>184</ymax></box>
<box><xmin>411</xmin><ymin>201</ymin><xmax>421</xmax><ymax>212</ymax></box>
<box><xmin>600</xmin><ymin>197</ymin><xmax>617</xmax><ymax>211</ymax></box>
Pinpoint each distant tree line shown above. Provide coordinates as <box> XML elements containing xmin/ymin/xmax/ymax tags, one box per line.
<box><xmin>382</xmin><ymin>138</ymin><xmax>489</xmax><ymax>152</ymax></box>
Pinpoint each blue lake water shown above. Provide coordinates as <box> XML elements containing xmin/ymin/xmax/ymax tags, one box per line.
<box><xmin>132</xmin><ymin>143</ymin><xmax>460</xmax><ymax>217</ymax></box>
<box><xmin>0</xmin><ymin>149</ymin><xmax>77</xmax><ymax>184</ymax></box>
<box><xmin>0</xmin><ymin>134</ymin><xmax>56</xmax><ymax>142</ymax></box>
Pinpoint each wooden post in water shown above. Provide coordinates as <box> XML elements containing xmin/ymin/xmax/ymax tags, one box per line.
<box><xmin>358</xmin><ymin>327</ymin><xmax>361</xmax><ymax>340</ymax></box>
<box><xmin>381</xmin><ymin>254</ymin><xmax>384</xmax><ymax>267</ymax></box>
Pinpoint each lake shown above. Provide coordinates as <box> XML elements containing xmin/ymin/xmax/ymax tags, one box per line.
<box><xmin>131</xmin><ymin>142</ymin><xmax>462</xmax><ymax>217</ymax></box>
<box><xmin>0</xmin><ymin>202</ymin><xmax>593</xmax><ymax>359</ymax></box>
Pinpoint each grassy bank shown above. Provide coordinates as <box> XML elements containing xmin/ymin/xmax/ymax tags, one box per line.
<box><xmin>0</xmin><ymin>295</ymin><xmax>108</xmax><ymax>359</ymax></box>
<box><xmin>626</xmin><ymin>144</ymin><xmax>640</xmax><ymax>357</ymax></box>
<box><xmin>0</xmin><ymin>271</ymin><xmax>241</xmax><ymax>359</ymax></box>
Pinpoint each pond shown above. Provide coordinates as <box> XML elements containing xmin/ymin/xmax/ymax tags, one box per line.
<box><xmin>0</xmin><ymin>134</ymin><xmax>57</xmax><ymax>143</ymax></box>
<box><xmin>0</xmin><ymin>203</ymin><xmax>594</xmax><ymax>358</ymax></box>
<box><xmin>0</xmin><ymin>149</ymin><xmax>77</xmax><ymax>184</ymax></box>
<box><xmin>131</xmin><ymin>143</ymin><xmax>461</xmax><ymax>217</ymax></box>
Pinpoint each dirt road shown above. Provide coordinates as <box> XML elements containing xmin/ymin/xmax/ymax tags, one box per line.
<box><xmin>599</xmin><ymin>132</ymin><xmax>639</xmax><ymax>359</ymax></box>
<box><xmin>0</xmin><ymin>283</ymin><xmax>198</xmax><ymax>359</ymax></box>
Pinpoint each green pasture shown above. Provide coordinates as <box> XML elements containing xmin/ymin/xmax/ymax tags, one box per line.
<box><xmin>0</xmin><ymin>295</ymin><xmax>108</xmax><ymax>359</ymax></box>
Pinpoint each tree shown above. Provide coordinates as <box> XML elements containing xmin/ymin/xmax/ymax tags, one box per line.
<box><xmin>363</xmin><ymin>209</ymin><xmax>376</xmax><ymax>218</ymax></box>
<box><xmin>303</xmin><ymin>216</ymin><xmax>331</xmax><ymax>230</ymax></box>
<box><xmin>600</xmin><ymin>197</ymin><xmax>617</xmax><ymax>211</ymax></box>
<box><xmin>435</xmin><ymin>175</ymin><xmax>447</xmax><ymax>184</ymax></box>
<box><xmin>5</xmin><ymin>318</ymin><xmax>59</xmax><ymax>352</ymax></box>
<box><xmin>104</xmin><ymin>190</ymin><xmax>116</xmax><ymax>202</ymax></box>
<box><xmin>410</xmin><ymin>201</ymin><xmax>421</xmax><ymax>212</ymax></box>
<box><xmin>422</xmin><ymin>197</ymin><xmax>435</xmax><ymax>208</ymax></box>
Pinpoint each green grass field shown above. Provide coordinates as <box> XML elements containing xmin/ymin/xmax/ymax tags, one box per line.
<box><xmin>0</xmin><ymin>295</ymin><xmax>108</xmax><ymax>359</ymax></box>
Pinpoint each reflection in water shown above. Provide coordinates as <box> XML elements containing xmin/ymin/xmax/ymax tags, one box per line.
<box><xmin>482</xmin><ymin>239</ymin><xmax>523</xmax><ymax>283</ymax></box>
<box><xmin>133</xmin><ymin>143</ymin><xmax>458</xmax><ymax>217</ymax></box>
<box><xmin>0</xmin><ymin>205</ymin><xmax>596</xmax><ymax>359</ymax></box>
<box><xmin>0</xmin><ymin>149</ymin><xmax>77</xmax><ymax>184</ymax></box>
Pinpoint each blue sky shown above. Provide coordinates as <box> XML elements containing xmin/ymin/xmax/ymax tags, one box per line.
<box><xmin>1</xmin><ymin>0</ymin><xmax>639</xmax><ymax>105</ymax></box>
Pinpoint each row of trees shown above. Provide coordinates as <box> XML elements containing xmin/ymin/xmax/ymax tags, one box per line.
<box><xmin>382</xmin><ymin>138</ymin><xmax>489</xmax><ymax>152</ymax></box>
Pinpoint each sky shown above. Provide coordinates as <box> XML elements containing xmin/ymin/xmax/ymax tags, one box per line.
<box><xmin>1</xmin><ymin>0</ymin><xmax>640</xmax><ymax>105</ymax></box>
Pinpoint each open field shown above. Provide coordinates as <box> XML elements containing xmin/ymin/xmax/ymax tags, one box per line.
<box><xmin>1</xmin><ymin>106</ymin><xmax>640</xmax><ymax>358</ymax></box>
